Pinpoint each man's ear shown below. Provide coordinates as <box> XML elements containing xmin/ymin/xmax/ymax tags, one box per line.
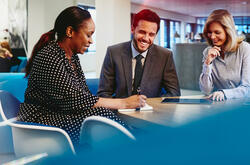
<box><xmin>66</xmin><ymin>26</ymin><xmax>74</xmax><ymax>38</ymax></box>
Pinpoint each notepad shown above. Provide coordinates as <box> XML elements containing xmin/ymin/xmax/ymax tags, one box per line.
<box><xmin>118</xmin><ymin>103</ymin><xmax>153</xmax><ymax>112</ymax></box>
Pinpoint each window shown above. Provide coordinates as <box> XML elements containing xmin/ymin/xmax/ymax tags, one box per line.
<box><xmin>234</xmin><ymin>16</ymin><xmax>250</xmax><ymax>34</ymax></box>
<box><xmin>78</xmin><ymin>5</ymin><xmax>96</xmax><ymax>54</ymax></box>
<box><xmin>170</xmin><ymin>21</ymin><xmax>180</xmax><ymax>48</ymax></box>
<box><xmin>158</xmin><ymin>19</ymin><xmax>181</xmax><ymax>49</ymax></box>
<box><xmin>196</xmin><ymin>17</ymin><xmax>207</xmax><ymax>25</ymax></box>
<box><xmin>158</xmin><ymin>19</ymin><xmax>168</xmax><ymax>48</ymax></box>
<box><xmin>196</xmin><ymin>16</ymin><xmax>250</xmax><ymax>35</ymax></box>
<box><xmin>186</xmin><ymin>23</ymin><xmax>191</xmax><ymax>33</ymax></box>
<box><xmin>197</xmin><ymin>25</ymin><xmax>204</xmax><ymax>33</ymax></box>
<box><xmin>196</xmin><ymin>18</ymin><xmax>206</xmax><ymax>34</ymax></box>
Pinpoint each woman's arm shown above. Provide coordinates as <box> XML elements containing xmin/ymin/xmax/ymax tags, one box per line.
<box><xmin>221</xmin><ymin>42</ymin><xmax>250</xmax><ymax>99</ymax></box>
<box><xmin>94</xmin><ymin>95</ymin><xmax>147</xmax><ymax>110</ymax></box>
<box><xmin>199</xmin><ymin>48</ymin><xmax>214</xmax><ymax>95</ymax></box>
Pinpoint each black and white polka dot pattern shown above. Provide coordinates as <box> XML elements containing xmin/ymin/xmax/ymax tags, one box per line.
<box><xmin>18</xmin><ymin>40</ymin><xmax>125</xmax><ymax>146</ymax></box>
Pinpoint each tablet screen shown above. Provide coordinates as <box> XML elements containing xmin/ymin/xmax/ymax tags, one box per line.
<box><xmin>161</xmin><ymin>98</ymin><xmax>212</xmax><ymax>104</ymax></box>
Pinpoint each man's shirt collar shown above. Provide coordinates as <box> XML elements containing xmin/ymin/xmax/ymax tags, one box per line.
<box><xmin>131</xmin><ymin>40</ymin><xmax>148</xmax><ymax>58</ymax></box>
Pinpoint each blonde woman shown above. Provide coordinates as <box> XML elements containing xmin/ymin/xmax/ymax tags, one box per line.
<box><xmin>199</xmin><ymin>9</ymin><xmax>250</xmax><ymax>101</ymax></box>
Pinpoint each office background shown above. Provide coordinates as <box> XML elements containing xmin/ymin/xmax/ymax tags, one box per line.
<box><xmin>1</xmin><ymin>0</ymin><xmax>249</xmax><ymax>78</ymax></box>
<box><xmin>0</xmin><ymin>0</ymin><xmax>250</xmax><ymax>164</ymax></box>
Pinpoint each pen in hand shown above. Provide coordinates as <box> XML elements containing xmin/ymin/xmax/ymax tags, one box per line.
<box><xmin>136</xmin><ymin>87</ymin><xmax>141</xmax><ymax>111</ymax></box>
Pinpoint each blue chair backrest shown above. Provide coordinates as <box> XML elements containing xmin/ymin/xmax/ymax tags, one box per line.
<box><xmin>0</xmin><ymin>74</ymin><xmax>28</xmax><ymax>102</ymax></box>
<box><xmin>17</xmin><ymin>57</ymin><xmax>27</xmax><ymax>72</ymax></box>
<box><xmin>0</xmin><ymin>73</ymin><xmax>100</xmax><ymax>102</ymax></box>
<box><xmin>86</xmin><ymin>78</ymin><xmax>99</xmax><ymax>95</ymax></box>
<box><xmin>9</xmin><ymin>57</ymin><xmax>27</xmax><ymax>72</ymax></box>
<box><xmin>0</xmin><ymin>73</ymin><xmax>26</xmax><ymax>81</ymax></box>
<box><xmin>0</xmin><ymin>90</ymin><xmax>20</xmax><ymax>119</ymax></box>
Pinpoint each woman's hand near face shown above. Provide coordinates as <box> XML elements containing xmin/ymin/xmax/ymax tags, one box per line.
<box><xmin>123</xmin><ymin>95</ymin><xmax>147</xmax><ymax>109</ymax></box>
<box><xmin>209</xmin><ymin>91</ymin><xmax>225</xmax><ymax>101</ymax></box>
<box><xmin>0</xmin><ymin>48</ymin><xmax>13</xmax><ymax>59</ymax></box>
<box><xmin>205</xmin><ymin>46</ymin><xmax>221</xmax><ymax>65</ymax></box>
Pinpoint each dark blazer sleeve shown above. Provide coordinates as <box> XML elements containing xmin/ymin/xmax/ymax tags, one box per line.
<box><xmin>162</xmin><ymin>51</ymin><xmax>181</xmax><ymax>97</ymax></box>
<box><xmin>97</xmin><ymin>47</ymin><xmax>116</xmax><ymax>98</ymax></box>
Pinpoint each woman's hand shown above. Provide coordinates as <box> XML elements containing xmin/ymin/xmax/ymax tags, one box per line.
<box><xmin>94</xmin><ymin>95</ymin><xmax>147</xmax><ymax>110</ymax></box>
<box><xmin>209</xmin><ymin>91</ymin><xmax>225</xmax><ymax>101</ymax></box>
<box><xmin>0</xmin><ymin>48</ymin><xmax>13</xmax><ymax>59</ymax></box>
<box><xmin>205</xmin><ymin>46</ymin><xmax>221</xmax><ymax>65</ymax></box>
<box><xmin>123</xmin><ymin>95</ymin><xmax>147</xmax><ymax>109</ymax></box>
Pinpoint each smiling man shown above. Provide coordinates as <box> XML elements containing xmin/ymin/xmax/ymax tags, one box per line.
<box><xmin>98</xmin><ymin>9</ymin><xmax>180</xmax><ymax>98</ymax></box>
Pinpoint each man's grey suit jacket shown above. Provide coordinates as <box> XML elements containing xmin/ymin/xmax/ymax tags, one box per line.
<box><xmin>97</xmin><ymin>41</ymin><xmax>180</xmax><ymax>98</ymax></box>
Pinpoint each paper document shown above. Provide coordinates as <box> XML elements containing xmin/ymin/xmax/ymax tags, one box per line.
<box><xmin>118</xmin><ymin>103</ymin><xmax>153</xmax><ymax>112</ymax></box>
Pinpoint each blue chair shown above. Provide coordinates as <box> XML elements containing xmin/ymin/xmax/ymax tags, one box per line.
<box><xmin>0</xmin><ymin>73</ymin><xmax>100</xmax><ymax>102</ymax></box>
<box><xmin>0</xmin><ymin>73</ymin><xmax>26</xmax><ymax>82</ymax></box>
<box><xmin>0</xmin><ymin>91</ymin><xmax>76</xmax><ymax>157</ymax></box>
<box><xmin>86</xmin><ymin>78</ymin><xmax>99</xmax><ymax>95</ymax></box>
<box><xmin>0</xmin><ymin>74</ymin><xmax>28</xmax><ymax>102</ymax></box>
<box><xmin>0</xmin><ymin>90</ymin><xmax>21</xmax><ymax>154</ymax></box>
<box><xmin>80</xmin><ymin>116</ymin><xmax>135</xmax><ymax>150</ymax></box>
<box><xmin>9</xmin><ymin>57</ymin><xmax>27</xmax><ymax>72</ymax></box>
<box><xmin>17</xmin><ymin>57</ymin><xmax>27</xmax><ymax>72</ymax></box>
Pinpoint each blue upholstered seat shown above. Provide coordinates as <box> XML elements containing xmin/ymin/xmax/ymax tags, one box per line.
<box><xmin>0</xmin><ymin>73</ymin><xmax>26</xmax><ymax>81</ymax></box>
<box><xmin>0</xmin><ymin>73</ymin><xmax>28</xmax><ymax>102</ymax></box>
<box><xmin>0</xmin><ymin>73</ymin><xmax>100</xmax><ymax>102</ymax></box>
<box><xmin>80</xmin><ymin>116</ymin><xmax>135</xmax><ymax>150</ymax></box>
<box><xmin>0</xmin><ymin>73</ymin><xmax>99</xmax><ymax>154</ymax></box>
<box><xmin>86</xmin><ymin>78</ymin><xmax>99</xmax><ymax>96</ymax></box>
<box><xmin>0</xmin><ymin>91</ymin><xmax>76</xmax><ymax>157</ymax></box>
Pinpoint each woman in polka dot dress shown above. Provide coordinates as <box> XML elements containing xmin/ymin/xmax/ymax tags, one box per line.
<box><xmin>17</xmin><ymin>6</ymin><xmax>147</xmax><ymax>147</ymax></box>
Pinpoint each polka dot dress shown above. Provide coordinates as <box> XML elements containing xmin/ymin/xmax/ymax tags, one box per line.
<box><xmin>18</xmin><ymin>40</ymin><xmax>125</xmax><ymax>146</ymax></box>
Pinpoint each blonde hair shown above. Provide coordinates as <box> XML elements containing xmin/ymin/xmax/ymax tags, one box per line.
<box><xmin>203</xmin><ymin>9</ymin><xmax>244</xmax><ymax>52</ymax></box>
